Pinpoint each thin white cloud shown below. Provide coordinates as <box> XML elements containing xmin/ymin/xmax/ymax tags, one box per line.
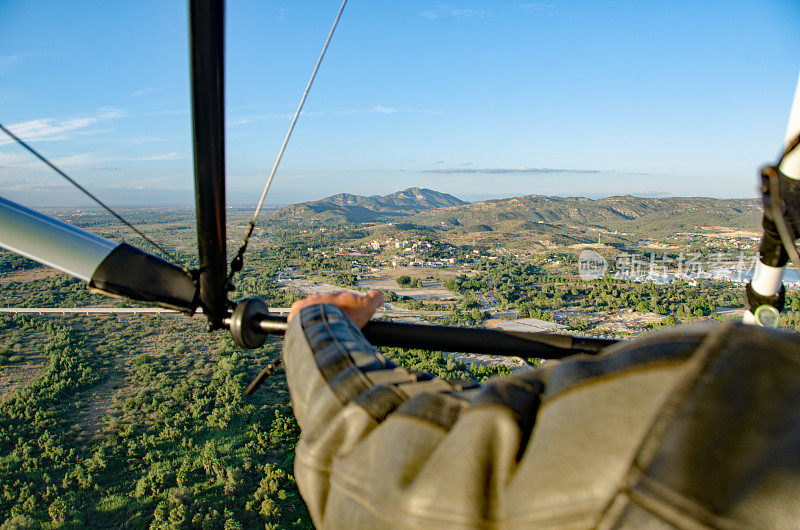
<box><xmin>5</xmin><ymin>180</ymin><xmax>72</xmax><ymax>192</ymax></box>
<box><xmin>104</xmin><ymin>174</ymin><xmax>186</xmax><ymax>190</ymax></box>
<box><xmin>420</xmin><ymin>4</ymin><xmax>552</xmax><ymax>20</ymax></box>
<box><xmin>421</xmin><ymin>5</ymin><xmax>486</xmax><ymax>20</ymax></box>
<box><xmin>339</xmin><ymin>106</ymin><xmax>441</xmax><ymax>116</ymax></box>
<box><xmin>120</xmin><ymin>152</ymin><xmax>183</xmax><ymax>162</ymax></box>
<box><xmin>119</xmin><ymin>136</ymin><xmax>174</xmax><ymax>144</ymax></box>
<box><xmin>0</xmin><ymin>88</ymin><xmax>23</xmax><ymax>101</ymax></box>
<box><xmin>144</xmin><ymin>109</ymin><xmax>189</xmax><ymax>117</ymax></box>
<box><xmin>128</xmin><ymin>86</ymin><xmax>173</xmax><ymax>98</ymax></box>
<box><xmin>7</xmin><ymin>150</ymin><xmax>184</xmax><ymax>169</ymax></box>
<box><xmin>225</xmin><ymin>106</ymin><xmax>437</xmax><ymax>126</ymax></box>
<box><xmin>0</xmin><ymin>107</ymin><xmax>126</xmax><ymax>145</ymax></box>
<box><xmin>53</xmin><ymin>152</ymin><xmax>105</xmax><ymax>167</ymax></box>
<box><xmin>227</xmin><ymin>118</ymin><xmax>253</xmax><ymax>127</ymax></box>
<box><xmin>423</xmin><ymin>165</ymin><xmax>652</xmax><ymax>176</ymax></box>
<box><xmin>370</xmin><ymin>105</ymin><xmax>398</xmax><ymax>114</ymax></box>
<box><xmin>0</xmin><ymin>53</ymin><xmax>30</xmax><ymax>74</ymax></box>
<box><xmin>0</xmin><ymin>151</ymin><xmax>31</xmax><ymax>168</ymax></box>
<box><xmin>424</xmin><ymin>166</ymin><xmax>601</xmax><ymax>174</ymax></box>
<box><xmin>229</xmin><ymin>103</ymin><xmax>295</xmax><ymax>111</ymax></box>
<box><xmin>518</xmin><ymin>3</ymin><xmax>554</xmax><ymax>14</ymax></box>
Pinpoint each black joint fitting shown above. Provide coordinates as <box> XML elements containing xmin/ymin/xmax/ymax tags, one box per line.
<box><xmin>230</xmin><ymin>254</ymin><xmax>243</xmax><ymax>273</ymax></box>
<box><xmin>229</xmin><ymin>297</ymin><xmax>269</xmax><ymax>349</ymax></box>
<box><xmin>745</xmin><ymin>281</ymin><xmax>785</xmax><ymax>313</ymax></box>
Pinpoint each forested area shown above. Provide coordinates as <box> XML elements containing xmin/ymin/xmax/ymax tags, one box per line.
<box><xmin>0</xmin><ymin>253</ymin><xmax>40</xmax><ymax>274</ymax></box>
<box><xmin>0</xmin><ymin>309</ymin><xmax>509</xmax><ymax>528</ymax></box>
<box><xmin>450</xmin><ymin>258</ymin><xmax>753</xmax><ymax>330</ymax></box>
<box><xmin>0</xmin><ymin>313</ymin><xmax>310</xmax><ymax>528</ymax></box>
<box><xmin>2</xmin><ymin>211</ymin><xmax>797</xmax><ymax>528</ymax></box>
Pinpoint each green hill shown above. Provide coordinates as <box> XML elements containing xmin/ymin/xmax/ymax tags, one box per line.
<box><xmin>271</xmin><ymin>187</ymin><xmax>467</xmax><ymax>222</ymax></box>
<box><xmin>409</xmin><ymin>195</ymin><xmax>761</xmax><ymax>240</ymax></box>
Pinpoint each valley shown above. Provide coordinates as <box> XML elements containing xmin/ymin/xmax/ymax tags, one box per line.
<box><xmin>1</xmin><ymin>189</ymin><xmax>794</xmax><ymax>528</ymax></box>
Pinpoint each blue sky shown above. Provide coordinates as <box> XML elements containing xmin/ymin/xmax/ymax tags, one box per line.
<box><xmin>1</xmin><ymin>0</ymin><xmax>799</xmax><ymax>206</ymax></box>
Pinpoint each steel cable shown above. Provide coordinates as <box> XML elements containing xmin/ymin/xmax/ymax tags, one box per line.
<box><xmin>0</xmin><ymin>122</ymin><xmax>184</xmax><ymax>267</ymax></box>
<box><xmin>227</xmin><ymin>0</ymin><xmax>348</xmax><ymax>284</ymax></box>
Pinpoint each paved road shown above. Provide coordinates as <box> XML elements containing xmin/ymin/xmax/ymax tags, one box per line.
<box><xmin>477</xmin><ymin>292</ymin><xmax>495</xmax><ymax>313</ymax></box>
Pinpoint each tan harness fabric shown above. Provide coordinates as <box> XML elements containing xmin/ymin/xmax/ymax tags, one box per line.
<box><xmin>282</xmin><ymin>305</ymin><xmax>800</xmax><ymax>529</ymax></box>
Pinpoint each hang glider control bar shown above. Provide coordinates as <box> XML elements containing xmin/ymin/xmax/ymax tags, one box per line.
<box><xmin>227</xmin><ymin>297</ymin><xmax>617</xmax><ymax>357</ymax></box>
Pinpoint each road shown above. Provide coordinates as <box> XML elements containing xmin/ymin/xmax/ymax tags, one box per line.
<box><xmin>379</xmin><ymin>302</ymin><xmax>449</xmax><ymax>319</ymax></box>
<box><xmin>284</xmin><ymin>278</ymin><xmax>452</xmax><ymax>318</ymax></box>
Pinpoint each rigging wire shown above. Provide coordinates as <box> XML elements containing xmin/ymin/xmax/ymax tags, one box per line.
<box><xmin>227</xmin><ymin>0</ymin><xmax>348</xmax><ymax>284</ymax></box>
<box><xmin>0</xmin><ymin>122</ymin><xmax>184</xmax><ymax>267</ymax></box>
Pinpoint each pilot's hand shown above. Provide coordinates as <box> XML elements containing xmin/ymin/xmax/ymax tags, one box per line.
<box><xmin>288</xmin><ymin>289</ymin><xmax>384</xmax><ymax>329</ymax></box>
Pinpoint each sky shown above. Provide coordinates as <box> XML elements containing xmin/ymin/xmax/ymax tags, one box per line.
<box><xmin>0</xmin><ymin>0</ymin><xmax>799</xmax><ymax>207</ymax></box>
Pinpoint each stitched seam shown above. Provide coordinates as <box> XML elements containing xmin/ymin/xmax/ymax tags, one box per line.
<box><xmin>295</xmin><ymin>448</ymin><xmax>334</xmax><ymax>474</ymax></box>
<box><xmin>597</xmin><ymin>322</ymin><xmax>735</xmax><ymax>527</ymax></box>
<box><xmin>310</xmin><ymin>305</ymin><xmax>377</xmax><ymax>400</ymax></box>
<box><xmin>384</xmin><ymin>383</ymin><xmax>410</xmax><ymax>401</ymax></box>
<box><xmin>391</xmin><ymin>412</ymin><xmax>452</xmax><ymax>433</ymax></box>
<box><xmin>544</xmin><ymin>337</ymin><xmax>700</xmax><ymax>398</ymax></box>
<box><xmin>393</xmin><ymin>402</ymin><xmax>519</xmax><ymax>434</ymax></box>
<box><xmin>634</xmin><ymin>322</ymin><xmax>734</xmax><ymax>469</ymax></box>
<box><xmin>354</xmin><ymin>384</ymin><xmax>409</xmax><ymax>423</ymax></box>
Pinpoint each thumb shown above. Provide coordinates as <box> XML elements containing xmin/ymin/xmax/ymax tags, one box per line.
<box><xmin>366</xmin><ymin>289</ymin><xmax>384</xmax><ymax>311</ymax></box>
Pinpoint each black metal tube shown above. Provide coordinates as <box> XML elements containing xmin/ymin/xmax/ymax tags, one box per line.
<box><xmin>255</xmin><ymin>315</ymin><xmax>617</xmax><ymax>359</ymax></box>
<box><xmin>189</xmin><ymin>0</ymin><xmax>228</xmax><ymax>328</ymax></box>
<box><xmin>760</xmin><ymin>217</ymin><xmax>789</xmax><ymax>268</ymax></box>
<box><xmin>362</xmin><ymin>321</ymin><xmax>615</xmax><ymax>358</ymax></box>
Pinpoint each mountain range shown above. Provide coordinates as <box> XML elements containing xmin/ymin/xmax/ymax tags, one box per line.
<box><xmin>272</xmin><ymin>188</ymin><xmax>761</xmax><ymax>239</ymax></box>
<box><xmin>410</xmin><ymin>194</ymin><xmax>761</xmax><ymax>237</ymax></box>
<box><xmin>271</xmin><ymin>188</ymin><xmax>467</xmax><ymax>222</ymax></box>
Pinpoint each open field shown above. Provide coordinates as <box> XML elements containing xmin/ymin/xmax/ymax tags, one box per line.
<box><xmin>375</xmin><ymin>266</ymin><xmax>465</xmax><ymax>279</ymax></box>
<box><xmin>0</xmin><ymin>267</ymin><xmax>62</xmax><ymax>283</ymax></box>
<box><xmin>356</xmin><ymin>277</ymin><xmax>461</xmax><ymax>300</ymax></box>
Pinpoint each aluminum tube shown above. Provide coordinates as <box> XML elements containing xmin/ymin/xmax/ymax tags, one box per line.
<box><xmin>746</xmin><ymin>73</ymin><xmax>800</xmax><ymax>318</ymax></box>
<box><xmin>781</xmin><ymin>71</ymin><xmax>800</xmax><ymax>180</ymax></box>
<box><xmin>0</xmin><ymin>195</ymin><xmax>117</xmax><ymax>281</ymax></box>
<box><xmin>752</xmin><ymin>261</ymin><xmax>784</xmax><ymax>294</ymax></box>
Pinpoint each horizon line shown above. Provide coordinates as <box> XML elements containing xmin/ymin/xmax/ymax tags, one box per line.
<box><xmin>18</xmin><ymin>192</ymin><xmax>762</xmax><ymax>210</ymax></box>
